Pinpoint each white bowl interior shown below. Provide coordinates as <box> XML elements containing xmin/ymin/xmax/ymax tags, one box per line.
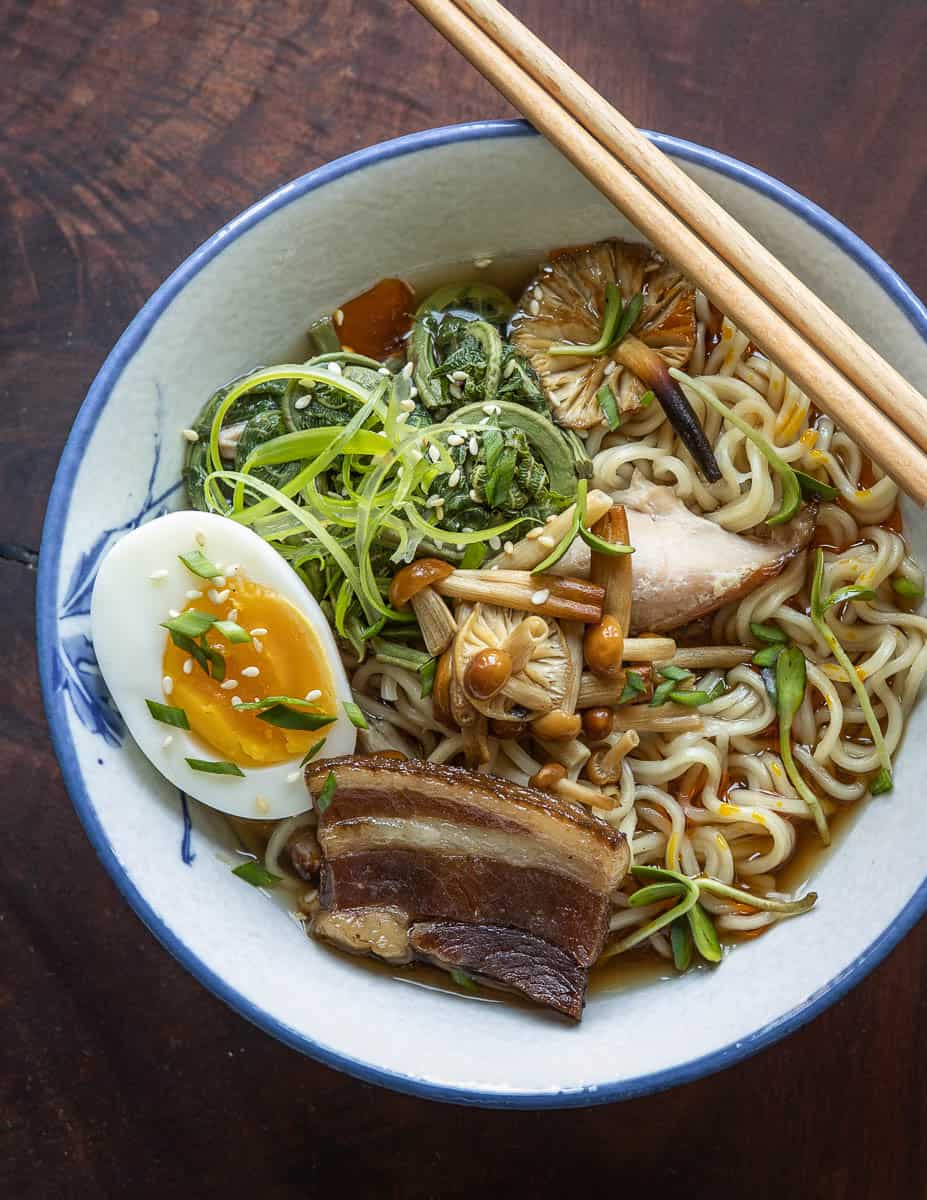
<box><xmin>45</xmin><ymin>125</ymin><xmax>927</xmax><ymax>1104</ymax></box>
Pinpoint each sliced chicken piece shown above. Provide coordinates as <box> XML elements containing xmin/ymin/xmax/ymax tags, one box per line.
<box><xmin>305</xmin><ymin>756</ymin><xmax>629</xmax><ymax>1019</ymax></box>
<box><xmin>551</xmin><ymin>478</ymin><xmax>815</xmax><ymax>633</ymax></box>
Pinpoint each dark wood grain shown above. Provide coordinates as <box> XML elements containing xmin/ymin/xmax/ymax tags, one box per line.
<box><xmin>2</xmin><ymin>1</ymin><xmax>925</xmax><ymax>1195</ymax></box>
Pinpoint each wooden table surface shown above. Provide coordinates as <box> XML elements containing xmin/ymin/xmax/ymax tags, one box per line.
<box><xmin>3</xmin><ymin>1</ymin><xmax>926</xmax><ymax>1194</ymax></box>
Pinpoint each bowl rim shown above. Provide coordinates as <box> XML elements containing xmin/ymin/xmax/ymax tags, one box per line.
<box><xmin>37</xmin><ymin>118</ymin><xmax>927</xmax><ymax>1109</ymax></box>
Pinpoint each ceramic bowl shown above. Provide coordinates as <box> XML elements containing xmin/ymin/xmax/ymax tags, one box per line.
<box><xmin>38</xmin><ymin>120</ymin><xmax>927</xmax><ymax>1107</ymax></box>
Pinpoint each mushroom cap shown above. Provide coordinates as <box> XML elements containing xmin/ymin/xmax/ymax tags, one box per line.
<box><xmin>510</xmin><ymin>240</ymin><xmax>696</xmax><ymax>430</ymax></box>
<box><xmin>454</xmin><ymin>602</ymin><xmax>573</xmax><ymax>721</ymax></box>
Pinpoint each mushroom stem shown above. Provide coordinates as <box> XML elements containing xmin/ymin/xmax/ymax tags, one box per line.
<box><xmin>591</xmin><ymin>505</ymin><xmax>632</xmax><ymax>633</ymax></box>
<box><xmin>556</xmin><ymin>777</ymin><xmax>617</xmax><ymax>811</ymax></box>
<box><xmin>585</xmin><ymin>731</ymin><xmax>640</xmax><ymax>785</ymax></box>
<box><xmin>615</xmin><ymin>335</ymin><xmax>721</xmax><ymax>483</ymax></box>
<box><xmin>502</xmin><ymin>616</ymin><xmax>549</xmax><ymax>673</ymax></box>
<box><xmin>663</xmin><ymin>646</ymin><xmax>754</xmax><ymax>670</ymax></box>
<box><xmin>578</xmin><ymin>670</ymin><xmax>630</xmax><ymax>708</ymax></box>
<box><xmin>501</xmin><ymin>676</ymin><xmax>554</xmax><ymax>712</ymax></box>
<box><xmin>622</xmin><ymin>636</ymin><xmax>677</xmax><ymax>662</ymax></box>
<box><xmin>434</xmin><ymin>570</ymin><xmax>604</xmax><ymax>623</ymax></box>
<box><xmin>410</xmin><ymin>588</ymin><xmax>458</xmax><ymax>656</ymax></box>
<box><xmin>493</xmin><ymin>490</ymin><xmax>614</xmax><ymax>570</ymax></box>
<box><xmin>613</xmin><ymin>705</ymin><xmax>704</xmax><ymax>733</ymax></box>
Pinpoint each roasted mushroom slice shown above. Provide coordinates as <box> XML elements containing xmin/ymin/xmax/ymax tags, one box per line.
<box><xmin>454</xmin><ymin>602</ymin><xmax>573</xmax><ymax>720</ymax></box>
<box><xmin>511</xmin><ymin>240</ymin><xmax>696</xmax><ymax>429</ymax></box>
<box><xmin>511</xmin><ymin>240</ymin><xmax>720</xmax><ymax>481</ymax></box>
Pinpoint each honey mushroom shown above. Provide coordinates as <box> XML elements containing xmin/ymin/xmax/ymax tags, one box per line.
<box><xmin>455</xmin><ymin>604</ymin><xmax>569</xmax><ymax>720</ymax></box>
<box><xmin>583</xmin><ymin>504</ymin><xmax>632</xmax><ymax>679</ymax></box>
<box><xmin>389</xmin><ymin>558</ymin><xmax>458</xmax><ymax>655</ymax></box>
<box><xmin>584</xmin><ymin>730</ymin><xmax>641</xmax><ymax>785</ymax></box>
<box><xmin>529</xmin><ymin>761</ymin><xmax>618</xmax><ymax>811</ymax></box>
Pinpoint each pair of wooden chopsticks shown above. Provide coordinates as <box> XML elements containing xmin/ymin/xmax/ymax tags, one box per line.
<box><xmin>407</xmin><ymin>0</ymin><xmax>927</xmax><ymax>506</ymax></box>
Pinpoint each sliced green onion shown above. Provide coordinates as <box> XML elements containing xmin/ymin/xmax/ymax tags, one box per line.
<box><xmin>419</xmin><ymin>657</ymin><xmax>437</xmax><ymax>699</ymax></box>
<box><xmin>343</xmin><ymin>701</ymin><xmax>369</xmax><ymax>729</ymax></box>
<box><xmin>687</xmin><ymin>902</ymin><xmax>722</xmax><ymax>963</ymax></box>
<box><xmin>671</xmin><ymin>369</ymin><xmax>801</xmax><ymax>526</ymax></box>
<box><xmin>232</xmin><ymin>861</ymin><xmax>282</xmax><ymax>888</ymax></box>
<box><xmin>752</xmin><ymin>643</ymin><xmax>785</xmax><ymax>667</ymax></box>
<box><xmin>618</xmin><ymin>670</ymin><xmax>646</xmax><ymax>704</ymax></box>
<box><xmin>145</xmin><ymin>699</ymin><xmax>190</xmax><ymax>729</ymax></box>
<box><xmin>162</xmin><ymin>610</ymin><xmax>216</xmax><ymax>638</ymax></box>
<box><xmin>372</xmin><ymin>639</ymin><xmax>432</xmax><ymax>671</ymax></box>
<box><xmin>668</xmin><ymin>687</ymin><xmax>716</xmax><ymax>707</ymax></box>
<box><xmin>450</xmin><ymin>969</ymin><xmax>478</xmax><ymax>993</ymax></box>
<box><xmin>212</xmin><ymin>620</ymin><xmax>252</xmax><ymax>644</ymax></box>
<box><xmin>596</xmin><ymin>384</ymin><xmax>621</xmax><ymax>431</ymax></box>
<box><xmin>300</xmin><ymin>738</ymin><xmax>327</xmax><ymax>767</ymax></box>
<box><xmin>871</xmin><ymin>767</ymin><xmax>893</xmax><ymax>795</ymax></box>
<box><xmin>671</xmin><ymin>920</ymin><xmax>693</xmax><ymax>972</ymax></box>
<box><xmin>185</xmin><ymin>757</ymin><xmax>245</xmax><ymax>777</ymax></box>
<box><xmin>892</xmin><ymin>576</ymin><xmax>924</xmax><ymax>599</ymax></box>
<box><xmin>794</xmin><ymin>469</ymin><xmax>838</xmax><ymax>501</ymax></box>
<box><xmin>750</xmin><ymin>621</ymin><xmax>788</xmax><ymax>644</ymax></box>
<box><xmin>650</xmin><ymin>678</ymin><xmax>678</xmax><ymax>707</ymax></box>
<box><xmin>549</xmin><ymin>283</ymin><xmax>623</xmax><ymax>357</ymax></box>
<box><xmin>578</xmin><ymin>524</ymin><xmax>634</xmax><ymax>557</ymax></box>
<box><xmin>531</xmin><ymin>480</ymin><xmax>587</xmax><ymax>574</ymax></box>
<box><xmin>639</xmin><ymin>389</ymin><xmax>655</xmax><ymax>409</ymax></box>
<box><xmin>168</xmin><ymin>630</ymin><xmax>210</xmax><ymax>675</ymax></box>
<box><xmin>316</xmin><ymin>771</ymin><xmax>338</xmax><ymax>813</ymax></box>
<box><xmin>659</xmin><ymin>665</ymin><xmax>693</xmax><ymax>682</ymax></box>
<box><xmin>822</xmin><ymin>584</ymin><xmax>877</xmax><ymax>610</ymax></box>
<box><xmin>178</xmin><ymin>549</ymin><xmax>221</xmax><ymax>578</ymax></box>
<box><xmin>257</xmin><ymin>706</ymin><xmax>336</xmax><ymax>731</ymax></box>
<box><xmin>611</xmin><ymin>292</ymin><xmax>643</xmax><ymax>347</ymax></box>
<box><xmin>810</xmin><ymin>548</ymin><xmax>892</xmax><ymax>784</ymax></box>
<box><xmin>775</xmin><ymin>644</ymin><xmax>830</xmax><ymax>844</ymax></box>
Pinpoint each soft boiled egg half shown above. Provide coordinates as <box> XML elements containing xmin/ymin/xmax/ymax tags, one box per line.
<box><xmin>91</xmin><ymin>511</ymin><xmax>357</xmax><ymax>818</ymax></box>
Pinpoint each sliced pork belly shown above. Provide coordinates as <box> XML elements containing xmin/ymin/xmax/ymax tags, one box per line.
<box><xmin>304</xmin><ymin>756</ymin><xmax>629</xmax><ymax>1018</ymax></box>
<box><xmin>554</xmin><ymin>478</ymin><xmax>815</xmax><ymax>633</ymax></box>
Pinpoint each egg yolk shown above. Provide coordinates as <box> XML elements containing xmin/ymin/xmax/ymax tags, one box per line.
<box><xmin>162</xmin><ymin>576</ymin><xmax>337</xmax><ymax>767</ymax></box>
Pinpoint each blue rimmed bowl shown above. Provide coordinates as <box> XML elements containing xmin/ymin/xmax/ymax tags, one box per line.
<box><xmin>38</xmin><ymin>120</ymin><xmax>927</xmax><ymax>1108</ymax></box>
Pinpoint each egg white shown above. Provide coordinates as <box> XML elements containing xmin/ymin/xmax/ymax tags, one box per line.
<box><xmin>91</xmin><ymin>511</ymin><xmax>357</xmax><ymax>818</ymax></box>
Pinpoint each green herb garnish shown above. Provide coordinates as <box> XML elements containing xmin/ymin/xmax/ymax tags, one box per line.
<box><xmin>256</xmin><ymin>706</ymin><xmax>336</xmax><ymax>731</ymax></box>
<box><xmin>531</xmin><ymin>479</ymin><xmax>587</xmax><ymax>573</ymax></box>
<box><xmin>775</xmin><ymin>645</ymin><xmax>830</xmax><ymax>843</ymax></box>
<box><xmin>300</xmin><ymin>738</ymin><xmax>327</xmax><ymax>767</ymax></box>
<box><xmin>671</xmin><ymin>919</ymin><xmax>693</xmax><ymax>971</ymax></box>
<box><xmin>687</xmin><ymin>902</ymin><xmax>722</xmax><ymax>963</ymax></box>
<box><xmin>450</xmin><ymin>969</ymin><xmax>479</xmax><ymax>993</ymax></box>
<box><xmin>810</xmin><ymin>548</ymin><xmax>892</xmax><ymax>791</ymax></box>
<box><xmin>178</xmin><ymin>548</ymin><xmax>222</xmax><ymax>579</ymax></box>
<box><xmin>232</xmin><ymin>861</ymin><xmax>282</xmax><ymax>888</ymax></box>
<box><xmin>794</xmin><ymin>469</ymin><xmax>838</xmax><ymax>501</ymax></box>
<box><xmin>419</xmin><ymin>657</ymin><xmax>437</xmax><ymax>699</ymax></box>
<box><xmin>145</xmin><ymin>699</ymin><xmax>191</xmax><ymax>729</ymax></box>
<box><xmin>639</xmin><ymin>389</ymin><xmax>655</xmax><ymax>409</ymax></box>
<box><xmin>618</xmin><ymin>670</ymin><xmax>646</xmax><ymax>704</ymax></box>
<box><xmin>343</xmin><ymin>700</ymin><xmax>369</xmax><ymax>729</ymax></box>
<box><xmin>185</xmin><ymin>757</ymin><xmax>245</xmax><ymax>777</ymax></box>
<box><xmin>162</xmin><ymin>609</ymin><xmax>216</xmax><ymax>639</ymax></box>
<box><xmin>596</xmin><ymin>383</ymin><xmax>621</xmax><ymax>431</ymax></box>
<box><xmin>752</xmin><ymin>643</ymin><xmax>785</xmax><ymax>667</ymax></box>
<box><xmin>871</xmin><ymin>767</ymin><xmax>893</xmax><ymax>795</ymax></box>
<box><xmin>316</xmin><ymin>771</ymin><xmax>338</xmax><ymax>813</ymax></box>
<box><xmin>750</xmin><ymin>621</ymin><xmax>788</xmax><ymax>644</ymax></box>
<box><xmin>659</xmin><ymin>665</ymin><xmax>693</xmax><ymax>682</ymax></box>
<box><xmin>460</xmin><ymin>542</ymin><xmax>488</xmax><ymax>570</ymax></box>
<box><xmin>212</xmin><ymin>620</ymin><xmax>252</xmax><ymax>644</ymax></box>
<box><xmin>549</xmin><ymin>283</ymin><xmax>624</xmax><ymax>358</ymax></box>
<box><xmin>892</xmin><ymin>576</ymin><xmax>924</xmax><ymax>600</ymax></box>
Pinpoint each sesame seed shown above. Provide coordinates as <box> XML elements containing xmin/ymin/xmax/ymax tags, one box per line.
<box><xmin>462</xmin><ymin>526</ymin><xmax>474</xmax><ymax>533</ymax></box>
<box><xmin>250</xmin><ymin>627</ymin><xmax>268</xmax><ymax>636</ymax></box>
<box><xmin>400</xmin><ymin>398</ymin><xmax>415</xmax><ymax>412</ymax></box>
<box><xmin>328</xmin><ymin>362</ymin><xmax>343</xmax><ymax>376</ymax></box>
<box><xmin>212</xmin><ymin>574</ymin><xmax>226</xmax><ymax>587</ymax></box>
<box><xmin>286</xmin><ymin>771</ymin><xmax>302</xmax><ymax>784</ymax></box>
<box><xmin>428</xmin><ymin>444</ymin><xmax>441</xmax><ymax>463</ymax></box>
<box><xmin>426</xmin><ymin>494</ymin><xmax>443</xmax><ymax>508</ymax></box>
<box><xmin>449</xmin><ymin>383</ymin><xmax>463</xmax><ymax>400</ymax></box>
<box><xmin>504</xmin><ymin>541</ymin><xmax>514</xmax><ymax>555</ymax></box>
<box><xmin>241</xmin><ymin>666</ymin><xmax>260</xmax><ymax>678</ymax></box>
<box><xmin>227</xmin><ymin>608</ymin><xmax>238</xmax><ymax>622</ymax></box>
<box><xmin>604</xmin><ymin>360</ymin><xmax>617</xmax><ymax>376</ymax></box>
<box><xmin>221</xmin><ymin>679</ymin><xmax>238</xmax><ymax>690</ymax></box>
<box><xmin>448</xmin><ymin>468</ymin><xmax>461</xmax><ymax>487</ymax></box>
<box><xmin>378</xmin><ymin>366</ymin><xmax>391</xmax><ymax>376</ymax></box>
<box><xmin>185</xmin><ymin>589</ymin><xmax>202</xmax><ymax>600</ymax></box>
<box><xmin>531</xmin><ymin>588</ymin><xmax>550</xmax><ymax>605</ymax></box>
<box><xmin>469</xmin><ymin>489</ymin><xmax>480</xmax><ymax>502</ymax></box>
<box><xmin>526</xmin><ymin>527</ymin><xmax>543</xmax><ymax>540</ymax></box>
<box><xmin>225</xmin><ymin>564</ymin><xmax>240</xmax><ymax>575</ymax></box>
<box><xmin>253</xmin><ymin>638</ymin><xmax>263</xmax><ymax>654</ymax></box>
<box><xmin>255</xmin><ymin>795</ymin><xmax>270</xmax><ymax>814</ymax></box>
<box><xmin>334</xmin><ymin>308</ymin><xmax>344</xmax><ymax>326</ymax></box>
<box><xmin>183</xmin><ymin>658</ymin><xmax>194</xmax><ymax>675</ymax></box>
<box><xmin>481</xmin><ymin>402</ymin><xmax>494</xmax><ymax>415</ymax></box>
<box><xmin>306</xmin><ymin>689</ymin><xmax>322</xmax><ymax>702</ymax></box>
<box><xmin>231</xmin><ymin>696</ymin><xmax>242</xmax><ymax>707</ymax></box>
<box><xmin>195</xmin><ymin>530</ymin><xmax>206</xmax><ymax>546</ymax></box>
<box><xmin>489</xmin><ymin>536</ymin><xmax>501</xmax><ymax>550</ymax></box>
<box><xmin>149</xmin><ymin>569</ymin><xmax>169</xmax><ymax>581</ymax></box>
<box><xmin>208</xmin><ymin>588</ymin><xmax>230</xmax><ymax>604</ymax></box>
<box><xmin>161</xmin><ymin>735</ymin><xmax>173</xmax><ymax>749</ymax></box>
<box><xmin>451</xmin><ymin>370</ymin><xmax>469</xmax><ymax>383</ymax></box>
<box><xmin>533</xmin><ymin>285</ymin><xmax>543</xmax><ymax>301</ymax></box>
<box><xmin>503</xmin><ymin>358</ymin><xmax>517</xmax><ymax>379</ymax></box>
<box><xmin>473</xmin><ymin>257</ymin><xmax>492</xmax><ymax>269</ymax></box>
<box><xmin>447</xmin><ymin>434</ymin><xmax>465</xmax><ymax>446</ymax></box>
<box><xmin>538</xmin><ymin>535</ymin><xmax>556</xmax><ymax>548</ymax></box>
<box><xmin>397</xmin><ymin>411</ymin><xmax>410</xmax><ymax>425</ymax></box>
<box><xmin>410</xmin><ymin>386</ymin><xmax>418</xmax><ymax>398</ymax></box>
<box><xmin>294</xmin><ymin>396</ymin><xmax>310</xmax><ymax>410</ymax></box>
<box><xmin>168</xmin><ymin>608</ymin><xmax>180</xmax><ymax>619</ymax></box>
<box><xmin>162</xmin><ymin>675</ymin><xmax>174</xmax><ymax>696</ymax></box>
<box><xmin>469</xmin><ymin>436</ymin><xmax>479</xmax><ymax>456</ymax></box>
<box><xmin>181</xmin><ymin>428</ymin><xmax>199</xmax><ymax>443</ymax></box>
<box><xmin>545</xmin><ymin>514</ymin><xmax>557</xmax><ymax>523</ymax></box>
<box><xmin>402</xmin><ymin>362</ymin><xmax>414</xmax><ymax>379</ymax></box>
<box><xmin>528</xmin><ymin>299</ymin><xmax>540</xmax><ymax>316</ymax></box>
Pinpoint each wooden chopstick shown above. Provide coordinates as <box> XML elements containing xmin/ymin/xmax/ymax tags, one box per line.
<box><xmin>406</xmin><ymin>0</ymin><xmax>927</xmax><ymax>505</ymax></box>
<box><xmin>454</xmin><ymin>0</ymin><xmax>927</xmax><ymax>459</ymax></box>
